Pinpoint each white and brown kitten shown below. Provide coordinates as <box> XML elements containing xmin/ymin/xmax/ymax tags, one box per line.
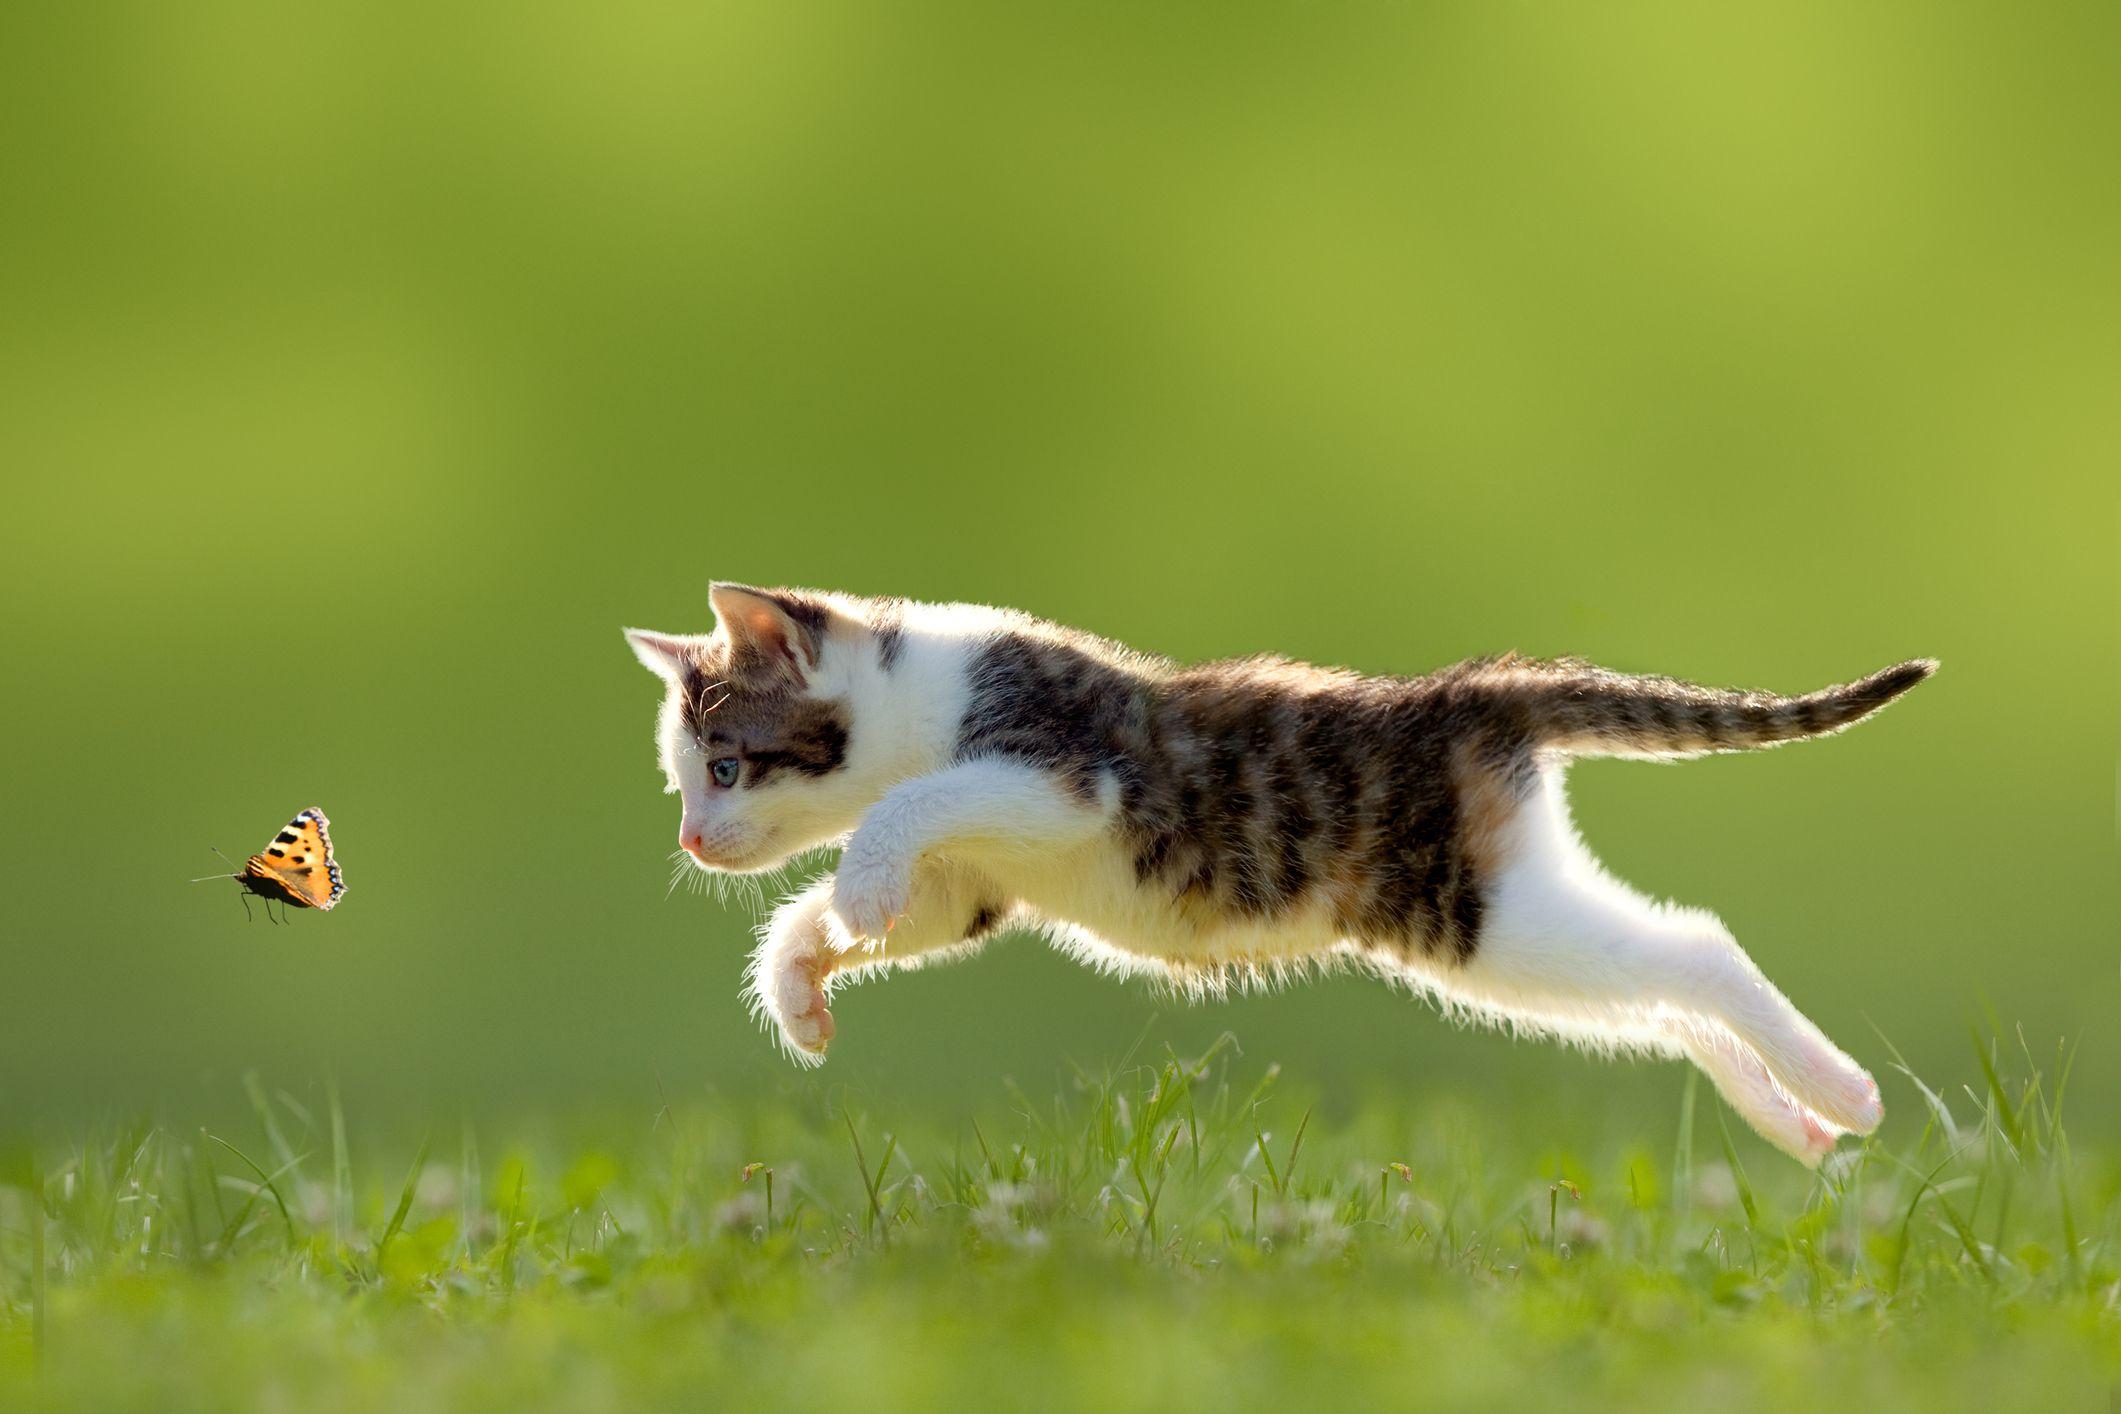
<box><xmin>626</xmin><ymin>583</ymin><xmax>1933</xmax><ymax>1165</ymax></box>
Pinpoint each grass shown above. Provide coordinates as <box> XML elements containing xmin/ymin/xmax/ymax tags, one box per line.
<box><xmin>0</xmin><ymin>1034</ymin><xmax>2115</xmax><ymax>1413</ymax></box>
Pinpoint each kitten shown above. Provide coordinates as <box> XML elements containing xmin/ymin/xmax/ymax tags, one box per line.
<box><xmin>626</xmin><ymin>583</ymin><xmax>1933</xmax><ymax>1165</ymax></box>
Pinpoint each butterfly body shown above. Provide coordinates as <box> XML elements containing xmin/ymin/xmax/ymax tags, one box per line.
<box><xmin>234</xmin><ymin>807</ymin><xmax>346</xmax><ymax>912</ymax></box>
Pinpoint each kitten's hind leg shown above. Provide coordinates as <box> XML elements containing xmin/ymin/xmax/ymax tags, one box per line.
<box><xmin>1459</xmin><ymin>869</ymin><xmax>1874</xmax><ymax>1170</ymax></box>
<box><xmin>1436</xmin><ymin>899</ymin><xmax>1869</xmax><ymax>1164</ymax></box>
<box><xmin>1431</xmin><ymin>781</ymin><xmax>1881</xmax><ymax>1163</ymax></box>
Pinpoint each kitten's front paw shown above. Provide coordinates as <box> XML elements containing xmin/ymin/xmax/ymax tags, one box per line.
<box><xmin>751</xmin><ymin>891</ymin><xmax>841</xmax><ymax>1065</ymax></box>
<box><xmin>769</xmin><ymin>949</ymin><xmax>836</xmax><ymax>1061</ymax></box>
<box><xmin>831</xmin><ymin>857</ymin><xmax>911</xmax><ymax>943</ymax></box>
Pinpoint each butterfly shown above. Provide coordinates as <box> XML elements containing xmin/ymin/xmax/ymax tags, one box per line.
<box><xmin>196</xmin><ymin>807</ymin><xmax>347</xmax><ymax>922</ymax></box>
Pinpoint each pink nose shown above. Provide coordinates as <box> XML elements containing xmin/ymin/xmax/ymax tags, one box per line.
<box><xmin>682</xmin><ymin>831</ymin><xmax>710</xmax><ymax>861</ymax></box>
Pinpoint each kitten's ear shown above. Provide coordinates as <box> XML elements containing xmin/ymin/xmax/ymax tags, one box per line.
<box><xmin>709</xmin><ymin>583</ymin><xmax>828</xmax><ymax>675</ymax></box>
<box><xmin>623</xmin><ymin>629</ymin><xmax>694</xmax><ymax>683</ymax></box>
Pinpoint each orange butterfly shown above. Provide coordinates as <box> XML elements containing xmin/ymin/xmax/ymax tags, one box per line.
<box><xmin>197</xmin><ymin>807</ymin><xmax>347</xmax><ymax>922</ymax></box>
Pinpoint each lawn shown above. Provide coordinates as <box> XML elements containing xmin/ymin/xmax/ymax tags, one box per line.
<box><xmin>3</xmin><ymin>1035</ymin><xmax>2114</xmax><ymax>1413</ymax></box>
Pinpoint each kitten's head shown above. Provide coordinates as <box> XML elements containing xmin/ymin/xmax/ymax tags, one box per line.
<box><xmin>625</xmin><ymin>584</ymin><xmax>879</xmax><ymax>874</ymax></box>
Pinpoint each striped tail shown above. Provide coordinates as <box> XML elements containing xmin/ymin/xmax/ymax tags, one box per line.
<box><xmin>1526</xmin><ymin>657</ymin><xmax>1937</xmax><ymax>759</ymax></box>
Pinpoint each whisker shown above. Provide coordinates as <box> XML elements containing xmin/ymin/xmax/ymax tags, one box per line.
<box><xmin>659</xmin><ymin>839</ymin><xmax>838</xmax><ymax>919</ymax></box>
<box><xmin>665</xmin><ymin>849</ymin><xmax>699</xmax><ymax>901</ymax></box>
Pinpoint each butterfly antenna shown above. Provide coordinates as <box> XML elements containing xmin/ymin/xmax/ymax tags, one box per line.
<box><xmin>190</xmin><ymin>873</ymin><xmax>239</xmax><ymax>883</ymax></box>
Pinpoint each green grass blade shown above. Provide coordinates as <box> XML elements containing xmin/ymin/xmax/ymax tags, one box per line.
<box><xmin>204</xmin><ymin>1133</ymin><xmax>299</xmax><ymax>1247</ymax></box>
<box><xmin>375</xmin><ymin>1132</ymin><xmax>433</xmax><ymax>1265</ymax></box>
<box><xmin>1672</xmin><ymin>1069</ymin><xmax>1698</xmax><ymax>1218</ymax></box>
<box><xmin>1282</xmin><ymin>1107</ymin><xmax>1313</xmax><ymax>1196</ymax></box>
<box><xmin>30</xmin><ymin>1145</ymin><xmax>46</xmax><ymax>1372</ymax></box>
<box><xmin>1254</xmin><ymin>1132</ymin><xmax>1283</xmax><ymax>1196</ymax></box>
<box><xmin>329</xmin><ymin>1079</ymin><xmax>352</xmax><ymax>1250</ymax></box>
<box><xmin>1968</xmin><ymin>1029</ymin><xmax>2021</xmax><ymax>1150</ymax></box>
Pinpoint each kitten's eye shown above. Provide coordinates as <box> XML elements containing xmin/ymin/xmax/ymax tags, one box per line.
<box><xmin>709</xmin><ymin>757</ymin><xmax>741</xmax><ymax>789</ymax></box>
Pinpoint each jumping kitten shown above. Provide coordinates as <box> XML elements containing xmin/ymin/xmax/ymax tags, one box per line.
<box><xmin>626</xmin><ymin>583</ymin><xmax>1933</xmax><ymax>1165</ymax></box>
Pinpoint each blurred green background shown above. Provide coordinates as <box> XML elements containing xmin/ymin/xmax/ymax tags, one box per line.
<box><xmin>1</xmin><ymin>2</ymin><xmax>2113</xmax><ymax>1144</ymax></box>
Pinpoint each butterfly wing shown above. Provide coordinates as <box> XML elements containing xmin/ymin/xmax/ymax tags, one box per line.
<box><xmin>244</xmin><ymin>806</ymin><xmax>346</xmax><ymax>911</ymax></box>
